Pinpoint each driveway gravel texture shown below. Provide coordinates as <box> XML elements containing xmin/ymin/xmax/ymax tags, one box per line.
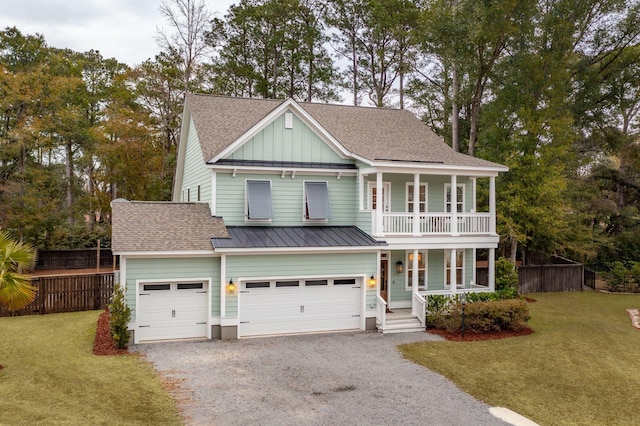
<box><xmin>134</xmin><ymin>331</ymin><xmax>509</xmax><ymax>426</ymax></box>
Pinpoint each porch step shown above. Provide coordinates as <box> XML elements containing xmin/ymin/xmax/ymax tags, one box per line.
<box><xmin>378</xmin><ymin>316</ymin><xmax>425</xmax><ymax>334</ymax></box>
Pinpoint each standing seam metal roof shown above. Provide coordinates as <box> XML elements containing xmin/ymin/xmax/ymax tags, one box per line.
<box><xmin>211</xmin><ymin>226</ymin><xmax>386</xmax><ymax>249</ymax></box>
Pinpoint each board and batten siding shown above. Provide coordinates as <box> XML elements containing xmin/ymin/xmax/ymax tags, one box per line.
<box><xmin>125</xmin><ymin>257</ymin><xmax>220</xmax><ymax>322</ymax></box>
<box><xmin>181</xmin><ymin>118</ymin><xmax>211</xmax><ymax>203</ymax></box>
<box><xmin>227</xmin><ymin>110</ymin><xmax>351</xmax><ymax>164</ymax></box>
<box><xmin>224</xmin><ymin>252</ymin><xmax>378</xmax><ymax>317</ymax></box>
<box><xmin>217</xmin><ymin>173</ymin><xmax>359</xmax><ymax>226</ymax></box>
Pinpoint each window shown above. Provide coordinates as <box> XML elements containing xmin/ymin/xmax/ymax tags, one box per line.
<box><xmin>406</xmin><ymin>251</ymin><xmax>427</xmax><ymax>288</ymax></box>
<box><xmin>304</xmin><ymin>181</ymin><xmax>331</xmax><ymax>220</ymax></box>
<box><xmin>177</xmin><ymin>283</ymin><xmax>204</xmax><ymax>290</ymax></box>
<box><xmin>143</xmin><ymin>284</ymin><xmax>171</xmax><ymax>291</ymax></box>
<box><xmin>406</xmin><ymin>183</ymin><xmax>427</xmax><ymax>213</ymax></box>
<box><xmin>187</xmin><ymin>188</ymin><xmax>190</xmax><ymax>202</ymax></box>
<box><xmin>246</xmin><ymin>180</ymin><xmax>273</xmax><ymax>220</ymax></box>
<box><xmin>276</xmin><ymin>281</ymin><xmax>299</xmax><ymax>287</ymax></box>
<box><xmin>445</xmin><ymin>184</ymin><xmax>465</xmax><ymax>213</ymax></box>
<box><xmin>334</xmin><ymin>279</ymin><xmax>356</xmax><ymax>285</ymax></box>
<box><xmin>246</xmin><ymin>282</ymin><xmax>270</xmax><ymax>289</ymax></box>
<box><xmin>445</xmin><ymin>250</ymin><xmax>464</xmax><ymax>287</ymax></box>
<box><xmin>305</xmin><ymin>279</ymin><xmax>328</xmax><ymax>286</ymax></box>
<box><xmin>197</xmin><ymin>185</ymin><xmax>201</xmax><ymax>202</ymax></box>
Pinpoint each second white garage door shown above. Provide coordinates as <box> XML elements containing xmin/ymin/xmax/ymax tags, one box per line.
<box><xmin>137</xmin><ymin>281</ymin><xmax>208</xmax><ymax>342</ymax></box>
<box><xmin>238</xmin><ymin>277</ymin><xmax>362</xmax><ymax>337</ymax></box>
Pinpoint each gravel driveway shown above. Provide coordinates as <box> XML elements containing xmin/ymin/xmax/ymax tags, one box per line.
<box><xmin>135</xmin><ymin>331</ymin><xmax>509</xmax><ymax>426</ymax></box>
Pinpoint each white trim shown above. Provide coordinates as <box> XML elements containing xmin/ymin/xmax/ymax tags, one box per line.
<box><xmin>113</xmin><ymin>251</ymin><xmax>217</xmax><ymax>257</ymax></box>
<box><xmin>444</xmin><ymin>249</ymin><xmax>465</xmax><ymax>289</ymax></box>
<box><xmin>380</xmin><ymin>234</ymin><xmax>498</xmax><ymax>246</ymax></box>
<box><xmin>367</xmin><ymin>181</ymin><xmax>391</xmax><ymax>211</ymax></box>
<box><xmin>405</xmin><ymin>181</ymin><xmax>428</xmax><ymax>213</ymax></box>
<box><xmin>444</xmin><ymin>182</ymin><xmax>465</xmax><ymax>213</ymax></box>
<box><xmin>172</xmin><ymin>103</ymin><xmax>191</xmax><ymax>201</ymax></box>
<box><xmin>208</xmin><ymin>164</ymin><xmax>358</xmax><ymax>176</ymax></box>
<box><xmin>359</xmin><ymin>163</ymin><xmax>507</xmax><ymax>176</ymax></box>
<box><xmin>212</xmin><ymin>247</ymin><xmax>382</xmax><ymax>255</ymax></box>
<box><xmin>405</xmin><ymin>250</ymin><xmax>428</xmax><ymax>290</ymax></box>
<box><xmin>303</xmin><ymin>180</ymin><xmax>331</xmax><ymax>222</ymax></box>
<box><xmin>245</xmin><ymin>178</ymin><xmax>273</xmax><ymax>222</ymax></box>
<box><xmin>119</xmin><ymin>256</ymin><xmax>127</xmax><ymax>291</ymax></box>
<box><xmin>220</xmin><ymin>254</ymin><xmax>226</xmax><ymax>318</ymax></box>
<box><xmin>210</xmin><ymin>172</ymin><xmax>217</xmax><ymax>215</ymax></box>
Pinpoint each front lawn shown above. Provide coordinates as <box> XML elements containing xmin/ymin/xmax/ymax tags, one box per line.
<box><xmin>0</xmin><ymin>311</ymin><xmax>181</xmax><ymax>425</ymax></box>
<box><xmin>400</xmin><ymin>292</ymin><xmax>640</xmax><ymax>425</ymax></box>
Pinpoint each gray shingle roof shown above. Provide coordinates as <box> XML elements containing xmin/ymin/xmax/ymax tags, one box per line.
<box><xmin>185</xmin><ymin>93</ymin><xmax>505</xmax><ymax>170</ymax></box>
<box><xmin>111</xmin><ymin>200</ymin><xmax>228</xmax><ymax>253</ymax></box>
<box><xmin>212</xmin><ymin>226</ymin><xmax>385</xmax><ymax>249</ymax></box>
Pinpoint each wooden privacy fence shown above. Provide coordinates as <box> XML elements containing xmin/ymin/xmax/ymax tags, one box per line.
<box><xmin>36</xmin><ymin>248</ymin><xmax>116</xmax><ymax>270</ymax></box>
<box><xmin>518</xmin><ymin>263</ymin><xmax>584</xmax><ymax>293</ymax></box>
<box><xmin>0</xmin><ymin>273</ymin><xmax>115</xmax><ymax>317</ymax></box>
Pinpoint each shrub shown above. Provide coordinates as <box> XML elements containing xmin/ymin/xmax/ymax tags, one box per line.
<box><xmin>108</xmin><ymin>284</ymin><xmax>131</xmax><ymax>349</ymax></box>
<box><xmin>426</xmin><ymin>294</ymin><xmax>455</xmax><ymax>329</ymax></box>
<box><xmin>606</xmin><ymin>261</ymin><xmax>640</xmax><ymax>292</ymax></box>
<box><xmin>496</xmin><ymin>257</ymin><xmax>519</xmax><ymax>297</ymax></box>
<box><xmin>437</xmin><ymin>299</ymin><xmax>530</xmax><ymax>334</ymax></box>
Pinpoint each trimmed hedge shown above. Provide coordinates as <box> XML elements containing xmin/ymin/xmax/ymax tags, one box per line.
<box><xmin>428</xmin><ymin>298</ymin><xmax>530</xmax><ymax>333</ymax></box>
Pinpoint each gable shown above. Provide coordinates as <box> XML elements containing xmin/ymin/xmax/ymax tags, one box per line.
<box><xmin>224</xmin><ymin>110</ymin><xmax>352</xmax><ymax>164</ymax></box>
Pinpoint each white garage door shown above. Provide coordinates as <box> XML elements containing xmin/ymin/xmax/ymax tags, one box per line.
<box><xmin>137</xmin><ymin>281</ymin><xmax>208</xmax><ymax>342</ymax></box>
<box><xmin>239</xmin><ymin>277</ymin><xmax>361</xmax><ymax>337</ymax></box>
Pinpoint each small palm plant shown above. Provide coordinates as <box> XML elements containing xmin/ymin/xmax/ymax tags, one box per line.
<box><xmin>0</xmin><ymin>230</ymin><xmax>37</xmax><ymax>311</ymax></box>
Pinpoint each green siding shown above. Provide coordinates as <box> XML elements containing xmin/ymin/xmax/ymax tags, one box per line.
<box><xmin>429</xmin><ymin>250</ymin><xmax>446</xmax><ymax>291</ymax></box>
<box><xmin>181</xmin><ymin>118</ymin><xmax>211</xmax><ymax>204</ymax></box>
<box><xmin>217</xmin><ymin>173</ymin><xmax>359</xmax><ymax>226</ymax></box>
<box><xmin>227</xmin><ymin>111</ymin><xmax>351</xmax><ymax>164</ymax></box>
<box><xmin>125</xmin><ymin>257</ymin><xmax>220</xmax><ymax>321</ymax></box>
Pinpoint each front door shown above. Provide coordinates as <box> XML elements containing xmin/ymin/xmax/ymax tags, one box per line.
<box><xmin>380</xmin><ymin>256</ymin><xmax>389</xmax><ymax>306</ymax></box>
<box><xmin>368</xmin><ymin>182</ymin><xmax>390</xmax><ymax>212</ymax></box>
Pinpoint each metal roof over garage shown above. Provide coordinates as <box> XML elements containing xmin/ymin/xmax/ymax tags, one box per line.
<box><xmin>211</xmin><ymin>226</ymin><xmax>385</xmax><ymax>249</ymax></box>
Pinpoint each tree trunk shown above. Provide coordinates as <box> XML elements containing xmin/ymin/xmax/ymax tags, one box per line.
<box><xmin>451</xmin><ymin>63</ymin><xmax>460</xmax><ymax>152</ymax></box>
<box><xmin>65</xmin><ymin>142</ymin><xmax>74</xmax><ymax>224</ymax></box>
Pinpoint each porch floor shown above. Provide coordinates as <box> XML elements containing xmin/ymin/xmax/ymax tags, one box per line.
<box><xmin>385</xmin><ymin>308</ymin><xmax>413</xmax><ymax>320</ymax></box>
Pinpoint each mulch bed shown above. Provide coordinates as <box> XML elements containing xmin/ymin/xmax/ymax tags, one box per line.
<box><xmin>93</xmin><ymin>309</ymin><xmax>129</xmax><ymax>356</ymax></box>
<box><xmin>428</xmin><ymin>327</ymin><xmax>533</xmax><ymax>341</ymax></box>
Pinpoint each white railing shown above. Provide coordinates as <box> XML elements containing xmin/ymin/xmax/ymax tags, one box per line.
<box><xmin>376</xmin><ymin>295</ymin><xmax>387</xmax><ymax>330</ymax></box>
<box><xmin>380</xmin><ymin>212</ymin><xmax>491</xmax><ymax>235</ymax></box>
<box><xmin>413</xmin><ymin>293</ymin><xmax>426</xmax><ymax>327</ymax></box>
<box><xmin>458</xmin><ymin>213</ymin><xmax>491</xmax><ymax>234</ymax></box>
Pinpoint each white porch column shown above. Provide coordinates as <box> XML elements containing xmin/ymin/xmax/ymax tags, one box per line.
<box><xmin>375</xmin><ymin>172</ymin><xmax>383</xmax><ymax>235</ymax></box>
<box><xmin>450</xmin><ymin>249</ymin><xmax>457</xmax><ymax>295</ymax></box>
<box><xmin>490</xmin><ymin>176</ymin><xmax>496</xmax><ymax>234</ymax></box>
<box><xmin>489</xmin><ymin>248</ymin><xmax>496</xmax><ymax>292</ymax></box>
<box><xmin>451</xmin><ymin>175</ymin><xmax>459</xmax><ymax>236</ymax></box>
<box><xmin>411</xmin><ymin>249</ymin><xmax>419</xmax><ymax>315</ymax></box>
<box><xmin>470</xmin><ymin>177</ymin><xmax>477</xmax><ymax>213</ymax></box>
<box><xmin>413</xmin><ymin>173</ymin><xmax>420</xmax><ymax>236</ymax></box>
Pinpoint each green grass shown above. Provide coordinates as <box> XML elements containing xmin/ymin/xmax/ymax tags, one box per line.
<box><xmin>0</xmin><ymin>311</ymin><xmax>181</xmax><ymax>425</ymax></box>
<box><xmin>400</xmin><ymin>292</ymin><xmax>640</xmax><ymax>425</ymax></box>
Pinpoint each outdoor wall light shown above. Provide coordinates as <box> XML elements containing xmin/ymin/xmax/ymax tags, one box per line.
<box><xmin>367</xmin><ymin>275</ymin><xmax>377</xmax><ymax>288</ymax></box>
<box><xmin>226</xmin><ymin>279</ymin><xmax>237</xmax><ymax>295</ymax></box>
<box><xmin>396</xmin><ymin>261</ymin><xmax>404</xmax><ymax>273</ymax></box>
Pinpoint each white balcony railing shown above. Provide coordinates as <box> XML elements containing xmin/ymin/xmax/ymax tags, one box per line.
<box><xmin>380</xmin><ymin>212</ymin><xmax>491</xmax><ymax>236</ymax></box>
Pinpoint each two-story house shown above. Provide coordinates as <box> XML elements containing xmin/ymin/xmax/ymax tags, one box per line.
<box><xmin>111</xmin><ymin>94</ymin><xmax>507</xmax><ymax>343</ymax></box>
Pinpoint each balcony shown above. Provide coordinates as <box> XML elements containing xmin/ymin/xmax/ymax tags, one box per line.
<box><xmin>377</xmin><ymin>212</ymin><xmax>492</xmax><ymax>236</ymax></box>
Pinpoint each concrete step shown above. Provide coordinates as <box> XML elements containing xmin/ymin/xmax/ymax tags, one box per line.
<box><xmin>377</xmin><ymin>317</ymin><xmax>425</xmax><ymax>334</ymax></box>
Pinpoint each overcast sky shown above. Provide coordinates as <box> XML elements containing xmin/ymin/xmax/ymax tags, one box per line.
<box><xmin>2</xmin><ymin>0</ymin><xmax>237</xmax><ymax>66</ymax></box>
